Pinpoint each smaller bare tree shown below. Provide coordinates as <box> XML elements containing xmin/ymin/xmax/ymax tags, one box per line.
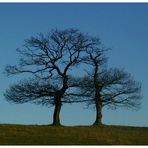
<box><xmin>69</xmin><ymin>48</ymin><xmax>142</xmax><ymax>126</ymax></box>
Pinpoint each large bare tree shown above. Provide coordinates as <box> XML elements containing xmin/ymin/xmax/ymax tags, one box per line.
<box><xmin>4</xmin><ymin>29</ymin><xmax>100</xmax><ymax>126</ymax></box>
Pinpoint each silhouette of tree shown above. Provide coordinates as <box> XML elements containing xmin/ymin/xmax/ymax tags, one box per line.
<box><xmin>75</xmin><ymin>49</ymin><xmax>142</xmax><ymax>126</ymax></box>
<box><xmin>4</xmin><ymin>29</ymin><xmax>101</xmax><ymax>126</ymax></box>
<box><xmin>4</xmin><ymin>28</ymin><xmax>142</xmax><ymax>126</ymax></box>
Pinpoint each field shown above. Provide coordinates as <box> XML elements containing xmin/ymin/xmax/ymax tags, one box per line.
<box><xmin>0</xmin><ymin>124</ymin><xmax>148</xmax><ymax>145</ymax></box>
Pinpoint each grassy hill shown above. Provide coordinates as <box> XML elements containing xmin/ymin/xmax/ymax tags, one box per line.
<box><xmin>0</xmin><ymin>124</ymin><xmax>148</xmax><ymax>145</ymax></box>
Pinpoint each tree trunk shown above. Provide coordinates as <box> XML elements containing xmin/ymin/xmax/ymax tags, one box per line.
<box><xmin>52</xmin><ymin>96</ymin><xmax>62</xmax><ymax>126</ymax></box>
<box><xmin>93</xmin><ymin>100</ymin><xmax>103</xmax><ymax>126</ymax></box>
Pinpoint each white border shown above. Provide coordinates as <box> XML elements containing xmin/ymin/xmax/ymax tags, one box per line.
<box><xmin>0</xmin><ymin>0</ymin><xmax>147</xmax><ymax>3</ymax></box>
<box><xmin>0</xmin><ymin>146</ymin><xmax>145</xmax><ymax>147</ymax></box>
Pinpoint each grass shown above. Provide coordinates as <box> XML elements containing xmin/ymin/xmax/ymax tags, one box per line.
<box><xmin>0</xmin><ymin>124</ymin><xmax>148</xmax><ymax>145</ymax></box>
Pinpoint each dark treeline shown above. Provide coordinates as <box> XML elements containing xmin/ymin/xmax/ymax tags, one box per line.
<box><xmin>4</xmin><ymin>29</ymin><xmax>142</xmax><ymax>126</ymax></box>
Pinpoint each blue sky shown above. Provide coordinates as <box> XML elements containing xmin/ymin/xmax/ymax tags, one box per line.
<box><xmin>0</xmin><ymin>3</ymin><xmax>148</xmax><ymax>126</ymax></box>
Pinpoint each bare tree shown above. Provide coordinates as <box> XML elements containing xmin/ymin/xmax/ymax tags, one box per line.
<box><xmin>4</xmin><ymin>29</ymin><xmax>100</xmax><ymax>126</ymax></box>
<box><xmin>70</xmin><ymin>48</ymin><xmax>142</xmax><ymax>126</ymax></box>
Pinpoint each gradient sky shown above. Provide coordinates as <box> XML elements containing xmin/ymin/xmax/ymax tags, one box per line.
<box><xmin>0</xmin><ymin>3</ymin><xmax>148</xmax><ymax>126</ymax></box>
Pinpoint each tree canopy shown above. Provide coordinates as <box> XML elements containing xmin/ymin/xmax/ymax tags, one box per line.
<box><xmin>4</xmin><ymin>28</ymin><xmax>142</xmax><ymax>126</ymax></box>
